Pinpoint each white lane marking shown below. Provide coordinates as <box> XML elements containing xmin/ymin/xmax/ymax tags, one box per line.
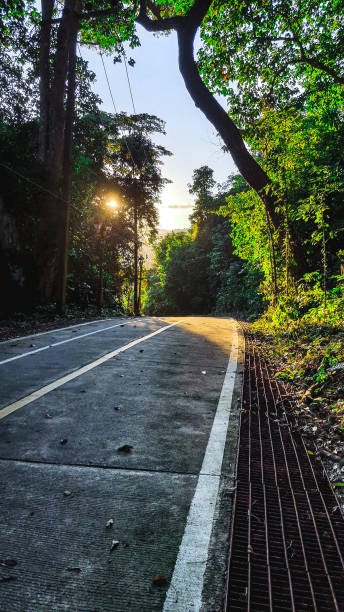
<box><xmin>0</xmin><ymin>345</ymin><xmax>50</xmax><ymax>364</ymax></box>
<box><xmin>0</xmin><ymin>318</ymin><xmax>114</xmax><ymax>345</ymax></box>
<box><xmin>0</xmin><ymin>319</ymin><xmax>185</xmax><ymax>420</ymax></box>
<box><xmin>0</xmin><ymin>320</ymin><xmax>140</xmax><ymax>366</ymax></box>
<box><xmin>163</xmin><ymin>319</ymin><xmax>239</xmax><ymax>612</ymax></box>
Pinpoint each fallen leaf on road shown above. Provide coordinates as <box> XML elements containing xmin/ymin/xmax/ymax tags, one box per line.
<box><xmin>117</xmin><ymin>444</ymin><xmax>133</xmax><ymax>453</ymax></box>
<box><xmin>110</xmin><ymin>540</ymin><xmax>119</xmax><ymax>551</ymax></box>
<box><xmin>60</xmin><ymin>439</ymin><xmax>68</xmax><ymax>445</ymax></box>
<box><xmin>106</xmin><ymin>519</ymin><xmax>114</xmax><ymax>529</ymax></box>
<box><xmin>152</xmin><ymin>575</ymin><xmax>168</xmax><ymax>586</ymax></box>
<box><xmin>2</xmin><ymin>560</ymin><xmax>17</xmax><ymax>567</ymax></box>
<box><xmin>63</xmin><ymin>490</ymin><xmax>72</xmax><ymax>496</ymax></box>
<box><xmin>307</xmin><ymin>450</ymin><xmax>314</xmax><ymax>455</ymax></box>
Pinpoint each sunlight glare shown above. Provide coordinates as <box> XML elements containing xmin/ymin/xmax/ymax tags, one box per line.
<box><xmin>106</xmin><ymin>200</ymin><xmax>118</xmax><ymax>208</ymax></box>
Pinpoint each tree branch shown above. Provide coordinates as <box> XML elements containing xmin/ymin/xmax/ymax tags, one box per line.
<box><xmin>283</xmin><ymin>17</ymin><xmax>344</xmax><ymax>85</ymax></box>
<box><xmin>48</xmin><ymin>4</ymin><xmax>120</xmax><ymax>24</ymax></box>
<box><xmin>297</xmin><ymin>53</ymin><xmax>344</xmax><ymax>85</ymax></box>
<box><xmin>136</xmin><ymin>0</ymin><xmax>182</xmax><ymax>32</ymax></box>
<box><xmin>146</xmin><ymin>0</ymin><xmax>161</xmax><ymax>20</ymax></box>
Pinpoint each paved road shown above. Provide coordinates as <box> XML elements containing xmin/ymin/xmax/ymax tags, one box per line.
<box><xmin>0</xmin><ymin>317</ymin><xmax>242</xmax><ymax>612</ymax></box>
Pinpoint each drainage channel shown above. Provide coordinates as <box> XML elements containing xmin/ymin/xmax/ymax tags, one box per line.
<box><xmin>225</xmin><ymin>329</ymin><xmax>344</xmax><ymax>611</ymax></box>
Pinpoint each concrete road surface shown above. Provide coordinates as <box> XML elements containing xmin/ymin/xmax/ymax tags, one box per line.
<box><xmin>0</xmin><ymin>316</ymin><xmax>243</xmax><ymax>612</ymax></box>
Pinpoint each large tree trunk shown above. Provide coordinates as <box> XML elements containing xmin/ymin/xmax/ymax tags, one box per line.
<box><xmin>37</xmin><ymin>0</ymin><xmax>80</xmax><ymax>305</ymax></box>
<box><xmin>38</xmin><ymin>0</ymin><xmax>55</xmax><ymax>163</ymax></box>
<box><xmin>56</xmin><ymin>1</ymin><xmax>80</xmax><ymax>313</ymax></box>
<box><xmin>176</xmin><ymin>24</ymin><xmax>281</xmax><ymax>233</ymax></box>
<box><xmin>138</xmin><ymin>263</ymin><xmax>143</xmax><ymax>314</ymax></box>
<box><xmin>46</xmin><ymin>0</ymin><xmax>75</xmax><ymax>181</ymax></box>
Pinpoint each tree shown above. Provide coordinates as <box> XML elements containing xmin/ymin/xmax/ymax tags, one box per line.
<box><xmin>112</xmin><ymin>126</ymin><xmax>171</xmax><ymax>314</ymax></box>
<box><xmin>188</xmin><ymin>165</ymin><xmax>216</xmax><ymax>225</ymax></box>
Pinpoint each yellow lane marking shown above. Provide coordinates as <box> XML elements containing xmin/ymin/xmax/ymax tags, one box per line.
<box><xmin>0</xmin><ymin>320</ymin><xmax>185</xmax><ymax>420</ymax></box>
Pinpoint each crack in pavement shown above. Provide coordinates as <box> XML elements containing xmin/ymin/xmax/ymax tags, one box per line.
<box><xmin>0</xmin><ymin>456</ymin><xmax>202</xmax><ymax>477</ymax></box>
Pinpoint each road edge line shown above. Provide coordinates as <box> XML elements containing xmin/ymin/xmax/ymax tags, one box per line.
<box><xmin>163</xmin><ymin>319</ymin><xmax>241</xmax><ymax>612</ymax></box>
<box><xmin>0</xmin><ymin>318</ymin><xmax>120</xmax><ymax>345</ymax></box>
<box><xmin>0</xmin><ymin>320</ymin><xmax>137</xmax><ymax>366</ymax></box>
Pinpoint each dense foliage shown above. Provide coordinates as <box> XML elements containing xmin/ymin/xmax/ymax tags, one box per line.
<box><xmin>0</xmin><ymin>1</ymin><xmax>171</xmax><ymax>314</ymax></box>
<box><xmin>144</xmin><ymin>167</ymin><xmax>264</xmax><ymax>316</ymax></box>
<box><xmin>1</xmin><ymin>0</ymin><xmax>344</xmax><ymax>329</ymax></box>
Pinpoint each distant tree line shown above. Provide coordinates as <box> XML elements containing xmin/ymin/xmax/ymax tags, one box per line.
<box><xmin>144</xmin><ymin>166</ymin><xmax>264</xmax><ymax>317</ymax></box>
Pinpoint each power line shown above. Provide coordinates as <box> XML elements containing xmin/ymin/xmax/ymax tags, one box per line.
<box><xmin>99</xmin><ymin>49</ymin><xmax>144</xmax><ymax>172</ymax></box>
<box><xmin>123</xmin><ymin>52</ymin><xmax>136</xmax><ymax>114</ymax></box>
<box><xmin>0</xmin><ymin>162</ymin><xmax>78</xmax><ymax>209</ymax></box>
<box><xmin>79</xmin><ymin>44</ymin><xmax>139</xmax><ymax>172</ymax></box>
<box><xmin>100</xmin><ymin>50</ymin><xmax>119</xmax><ymax>114</ymax></box>
<box><xmin>99</xmin><ymin>49</ymin><xmax>154</xmax><ymax>172</ymax></box>
<box><xmin>122</xmin><ymin>50</ymin><xmax>154</xmax><ymax>170</ymax></box>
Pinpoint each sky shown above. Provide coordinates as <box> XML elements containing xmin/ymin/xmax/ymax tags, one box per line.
<box><xmin>80</xmin><ymin>25</ymin><xmax>236</xmax><ymax>230</ymax></box>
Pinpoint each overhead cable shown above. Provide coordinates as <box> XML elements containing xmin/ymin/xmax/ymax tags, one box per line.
<box><xmin>0</xmin><ymin>162</ymin><xmax>78</xmax><ymax>209</ymax></box>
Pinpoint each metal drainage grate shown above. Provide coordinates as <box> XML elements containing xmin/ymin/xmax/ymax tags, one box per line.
<box><xmin>225</xmin><ymin>330</ymin><xmax>344</xmax><ymax>611</ymax></box>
